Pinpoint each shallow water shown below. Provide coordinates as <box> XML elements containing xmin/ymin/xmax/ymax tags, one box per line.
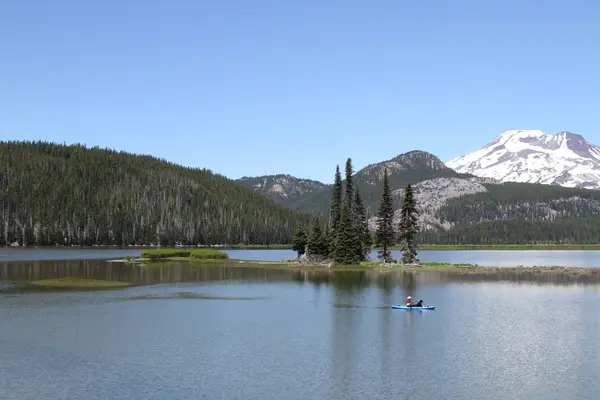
<box><xmin>1</xmin><ymin>260</ymin><xmax>600</xmax><ymax>399</ymax></box>
<box><xmin>2</xmin><ymin>247</ymin><xmax>600</xmax><ymax>267</ymax></box>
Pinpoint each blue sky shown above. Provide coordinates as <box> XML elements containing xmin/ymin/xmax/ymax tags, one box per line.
<box><xmin>2</xmin><ymin>0</ymin><xmax>599</xmax><ymax>183</ymax></box>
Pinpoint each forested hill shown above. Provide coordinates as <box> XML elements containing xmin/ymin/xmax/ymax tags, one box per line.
<box><xmin>237</xmin><ymin>150</ymin><xmax>467</xmax><ymax>215</ymax></box>
<box><xmin>0</xmin><ymin>141</ymin><xmax>311</xmax><ymax>246</ymax></box>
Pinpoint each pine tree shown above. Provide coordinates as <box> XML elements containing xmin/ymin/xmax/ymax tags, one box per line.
<box><xmin>398</xmin><ymin>183</ymin><xmax>419</xmax><ymax>264</ymax></box>
<box><xmin>329</xmin><ymin>165</ymin><xmax>342</xmax><ymax>231</ymax></box>
<box><xmin>344</xmin><ymin>158</ymin><xmax>354</xmax><ymax>207</ymax></box>
<box><xmin>292</xmin><ymin>225</ymin><xmax>308</xmax><ymax>257</ymax></box>
<box><xmin>323</xmin><ymin>224</ymin><xmax>333</xmax><ymax>257</ymax></box>
<box><xmin>333</xmin><ymin>202</ymin><xmax>359</xmax><ymax>264</ymax></box>
<box><xmin>375</xmin><ymin>169</ymin><xmax>395</xmax><ymax>262</ymax></box>
<box><xmin>353</xmin><ymin>188</ymin><xmax>371</xmax><ymax>261</ymax></box>
<box><xmin>307</xmin><ymin>218</ymin><xmax>328</xmax><ymax>258</ymax></box>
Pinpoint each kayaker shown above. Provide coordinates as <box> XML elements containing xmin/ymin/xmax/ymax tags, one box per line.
<box><xmin>406</xmin><ymin>296</ymin><xmax>423</xmax><ymax>307</ymax></box>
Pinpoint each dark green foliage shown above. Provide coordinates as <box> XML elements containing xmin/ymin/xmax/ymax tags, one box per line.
<box><xmin>353</xmin><ymin>188</ymin><xmax>371</xmax><ymax>261</ymax></box>
<box><xmin>250</xmin><ymin>150</ymin><xmax>462</xmax><ymax>217</ymax></box>
<box><xmin>344</xmin><ymin>158</ymin><xmax>354</xmax><ymax>207</ymax></box>
<box><xmin>333</xmin><ymin>202</ymin><xmax>360</xmax><ymax>264</ymax></box>
<box><xmin>422</xmin><ymin>181</ymin><xmax>600</xmax><ymax>244</ymax></box>
<box><xmin>190</xmin><ymin>249</ymin><xmax>229</xmax><ymax>259</ymax></box>
<box><xmin>141</xmin><ymin>249</ymin><xmax>192</xmax><ymax>260</ymax></box>
<box><xmin>375</xmin><ymin>169</ymin><xmax>395</xmax><ymax>262</ymax></box>
<box><xmin>0</xmin><ymin>141</ymin><xmax>310</xmax><ymax>246</ymax></box>
<box><xmin>307</xmin><ymin>218</ymin><xmax>328</xmax><ymax>258</ymax></box>
<box><xmin>418</xmin><ymin>217</ymin><xmax>600</xmax><ymax>245</ymax></box>
<box><xmin>292</xmin><ymin>225</ymin><xmax>308</xmax><ymax>257</ymax></box>
<box><xmin>436</xmin><ymin>182</ymin><xmax>600</xmax><ymax>225</ymax></box>
<box><xmin>398</xmin><ymin>183</ymin><xmax>419</xmax><ymax>263</ymax></box>
<box><xmin>329</xmin><ymin>165</ymin><xmax>343</xmax><ymax>230</ymax></box>
<box><xmin>323</xmin><ymin>224</ymin><xmax>334</xmax><ymax>257</ymax></box>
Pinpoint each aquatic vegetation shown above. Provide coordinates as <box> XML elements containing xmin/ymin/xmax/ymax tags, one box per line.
<box><xmin>28</xmin><ymin>277</ymin><xmax>131</xmax><ymax>288</ymax></box>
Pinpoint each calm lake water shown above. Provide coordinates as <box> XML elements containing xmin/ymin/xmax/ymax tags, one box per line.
<box><xmin>1</xmin><ymin>254</ymin><xmax>600</xmax><ymax>399</ymax></box>
<box><xmin>2</xmin><ymin>247</ymin><xmax>600</xmax><ymax>267</ymax></box>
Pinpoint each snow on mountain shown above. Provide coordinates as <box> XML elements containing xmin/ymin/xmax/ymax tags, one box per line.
<box><xmin>446</xmin><ymin>130</ymin><xmax>600</xmax><ymax>189</ymax></box>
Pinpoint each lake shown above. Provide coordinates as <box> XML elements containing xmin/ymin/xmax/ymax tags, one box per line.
<box><xmin>3</xmin><ymin>247</ymin><xmax>600</xmax><ymax>267</ymax></box>
<box><xmin>1</xmin><ymin>252</ymin><xmax>600</xmax><ymax>399</ymax></box>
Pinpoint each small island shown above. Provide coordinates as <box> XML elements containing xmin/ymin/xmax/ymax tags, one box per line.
<box><xmin>115</xmin><ymin>248</ymin><xmax>599</xmax><ymax>277</ymax></box>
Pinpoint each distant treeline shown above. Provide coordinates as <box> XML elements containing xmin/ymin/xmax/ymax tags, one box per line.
<box><xmin>0</xmin><ymin>141</ymin><xmax>313</xmax><ymax>246</ymax></box>
<box><xmin>418</xmin><ymin>217</ymin><xmax>600</xmax><ymax>245</ymax></box>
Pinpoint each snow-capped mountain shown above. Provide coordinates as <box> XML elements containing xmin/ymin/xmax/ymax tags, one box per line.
<box><xmin>446</xmin><ymin>130</ymin><xmax>600</xmax><ymax>189</ymax></box>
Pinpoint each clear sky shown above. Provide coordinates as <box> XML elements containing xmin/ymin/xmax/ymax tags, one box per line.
<box><xmin>2</xmin><ymin>0</ymin><xmax>599</xmax><ymax>183</ymax></box>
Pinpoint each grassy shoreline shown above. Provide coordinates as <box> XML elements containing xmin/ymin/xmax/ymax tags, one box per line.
<box><xmin>112</xmin><ymin>254</ymin><xmax>599</xmax><ymax>276</ymax></box>
<box><xmin>5</xmin><ymin>243</ymin><xmax>600</xmax><ymax>251</ymax></box>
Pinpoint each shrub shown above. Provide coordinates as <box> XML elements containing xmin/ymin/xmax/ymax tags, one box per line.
<box><xmin>140</xmin><ymin>248</ymin><xmax>229</xmax><ymax>260</ymax></box>
<box><xmin>190</xmin><ymin>249</ymin><xmax>229</xmax><ymax>259</ymax></box>
<box><xmin>141</xmin><ymin>249</ymin><xmax>191</xmax><ymax>260</ymax></box>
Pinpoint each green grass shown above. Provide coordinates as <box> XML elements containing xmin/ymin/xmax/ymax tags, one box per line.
<box><xmin>193</xmin><ymin>243</ymin><xmax>600</xmax><ymax>251</ymax></box>
<box><xmin>28</xmin><ymin>277</ymin><xmax>131</xmax><ymax>288</ymax></box>
<box><xmin>140</xmin><ymin>248</ymin><xmax>229</xmax><ymax>260</ymax></box>
<box><xmin>190</xmin><ymin>249</ymin><xmax>229</xmax><ymax>259</ymax></box>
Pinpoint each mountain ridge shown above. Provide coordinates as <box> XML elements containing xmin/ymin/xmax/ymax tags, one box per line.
<box><xmin>236</xmin><ymin>150</ymin><xmax>464</xmax><ymax>215</ymax></box>
<box><xmin>446</xmin><ymin>129</ymin><xmax>600</xmax><ymax>189</ymax></box>
<box><xmin>237</xmin><ymin>145</ymin><xmax>600</xmax><ymax>244</ymax></box>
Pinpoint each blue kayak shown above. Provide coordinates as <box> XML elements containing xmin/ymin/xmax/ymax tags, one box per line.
<box><xmin>392</xmin><ymin>305</ymin><xmax>435</xmax><ymax>310</ymax></box>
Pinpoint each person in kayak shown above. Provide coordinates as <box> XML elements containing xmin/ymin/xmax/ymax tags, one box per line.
<box><xmin>406</xmin><ymin>296</ymin><xmax>423</xmax><ymax>307</ymax></box>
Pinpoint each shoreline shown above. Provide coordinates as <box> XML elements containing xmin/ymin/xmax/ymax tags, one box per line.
<box><xmin>109</xmin><ymin>257</ymin><xmax>600</xmax><ymax>276</ymax></box>
<box><xmin>5</xmin><ymin>244</ymin><xmax>600</xmax><ymax>251</ymax></box>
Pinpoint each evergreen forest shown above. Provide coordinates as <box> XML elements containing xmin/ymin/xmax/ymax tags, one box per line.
<box><xmin>0</xmin><ymin>141</ymin><xmax>312</xmax><ymax>246</ymax></box>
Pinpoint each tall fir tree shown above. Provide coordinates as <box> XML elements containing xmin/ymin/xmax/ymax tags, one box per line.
<box><xmin>323</xmin><ymin>224</ymin><xmax>333</xmax><ymax>257</ymax></box>
<box><xmin>353</xmin><ymin>188</ymin><xmax>371</xmax><ymax>261</ymax></box>
<box><xmin>333</xmin><ymin>201</ymin><xmax>359</xmax><ymax>264</ymax></box>
<box><xmin>291</xmin><ymin>225</ymin><xmax>308</xmax><ymax>257</ymax></box>
<box><xmin>329</xmin><ymin>165</ymin><xmax>343</xmax><ymax>231</ymax></box>
<box><xmin>375</xmin><ymin>169</ymin><xmax>395</xmax><ymax>262</ymax></box>
<box><xmin>398</xmin><ymin>183</ymin><xmax>419</xmax><ymax>264</ymax></box>
<box><xmin>307</xmin><ymin>218</ymin><xmax>328</xmax><ymax>258</ymax></box>
<box><xmin>344</xmin><ymin>158</ymin><xmax>354</xmax><ymax>207</ymax></box>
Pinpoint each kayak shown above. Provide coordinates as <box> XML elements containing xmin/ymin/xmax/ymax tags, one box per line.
<box><xmin>392</xmin><ymin>305</ymin><xmax>435</xmax><ymax>310</ymax></box>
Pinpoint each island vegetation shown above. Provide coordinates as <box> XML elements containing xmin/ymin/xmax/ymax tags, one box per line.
<box><xmin>290</xmin><ymin>158</ymin><xmax>420</xmax><ymax>266</ymax></box>
<box><xmin>140</xmin><ymin>248</ymin><xmax>229</xmax><ymax>260</ymax></box>
<box><xmin>123</xmin><ymin>253</ymin><xmax>599</xmax><ymax>277</ymax></box>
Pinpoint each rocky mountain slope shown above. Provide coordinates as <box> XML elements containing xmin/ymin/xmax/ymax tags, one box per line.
<box><xmin>237</xmin><ymin>151</ymin><xmax>468</xmax><ymax>216</ymax></box>
<box><xmin>366</xmin><ymin>176</ymin><xmax>494</xmax><ymax>231</ymax></box>
<box><xmin>446</xmin><ymin>130</ymin><xmax>600</xmax><ymax>189</ymax></box>
<box><xmin>235</xmin><ymin>174</ymin><xmax>327</xmax><ymax>207</ymax></box>
<box><xmin>238</xmin><ymin>148</ymin><xmax>600</xmax><ymax>244</ymax></box>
